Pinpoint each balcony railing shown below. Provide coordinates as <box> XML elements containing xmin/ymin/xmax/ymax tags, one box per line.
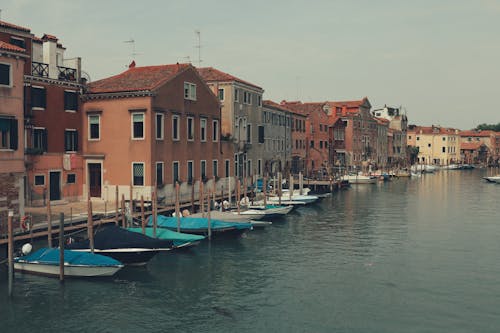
<box><xmin>31</xmin><ymin>61</ymin><xmax>49</xmax><ymax>78</ymax></box>
<box><xmin>57</xmin><ymin>66</ymin><xmax>77</xmax><ymax>82</ymax></box>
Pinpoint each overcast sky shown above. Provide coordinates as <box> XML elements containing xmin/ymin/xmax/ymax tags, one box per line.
<box><xmin>3</xmin><ymin>0</ymin><xmax>499</xmax><ymax>129</ymax></box>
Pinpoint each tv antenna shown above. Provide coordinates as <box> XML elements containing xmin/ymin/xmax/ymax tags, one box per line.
<box><xmin>123</xmin><ymin>38</ymin><xmax>141</xmax><ymax>58</ymax></box>
<box><xmin>195</xmin><ymin>30</ymin><xmax>202</xmax><ymax>67</ymax></box>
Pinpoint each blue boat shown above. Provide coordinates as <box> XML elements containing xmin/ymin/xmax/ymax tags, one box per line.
<box><xmin>14</xmin><ymin>248</ymin><xmax>123</xmax><ymax>277</ymax></box>
<box><xmin>127</xmin><ymin>227</ymin><xmax>205</xmax><ymax>248</ymax></box>
<box><xmin>148</xmin><ymin>215</ymin><xmax>253</xmax><ymax>236</ymax></box>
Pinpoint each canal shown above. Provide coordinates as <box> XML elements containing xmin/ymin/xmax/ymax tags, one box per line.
<box><xmin>1</xmin><ymin>169</ymin><xmax>499</xmax><ymax>332</ymax></box>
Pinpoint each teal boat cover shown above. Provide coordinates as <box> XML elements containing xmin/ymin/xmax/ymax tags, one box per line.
<box><xmin>14</xmin><ymin>248</ymin><xmax>122</xmax><ymax>266</ymax></box>
<box><xmin>147</xmin><ymin>216</ymin><xmax>252</xmax><ymax>231</ymax></box>
<box><xmin>127</xmin><ymin>227</ymin><xmax>205</xmax><ymax>246</ymax></box>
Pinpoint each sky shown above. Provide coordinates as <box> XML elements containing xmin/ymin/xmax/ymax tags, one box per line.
<box><xmin>2</xmin><ymin>0</ymin><xmax>499</xmax><ymax>129</ymax></box>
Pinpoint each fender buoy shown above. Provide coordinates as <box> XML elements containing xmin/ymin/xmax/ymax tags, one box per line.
<box><xmin>21</xmin><ymin>215</ymin><xmax>31</xmax><ymax>232</ymax></box>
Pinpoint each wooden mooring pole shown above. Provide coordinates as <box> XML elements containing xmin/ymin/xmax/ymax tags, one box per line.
<box><xmin>115</xmin><ymin>185</ymin><xmax>119</xmax><ymax>225</ymax></box>
<box><xmin>8</xmin><ymin>210</ymin><xmax>14</xmax><ymax>297</ymax></box>
<box><xmin>47</xmin><ymin>191</ymin><xmax>52</xmax><ymax>248</ymax></box>
<box><xmin>59</xmin><ymin>212</ymin><xmax>65</xmax><ymax>282</ymax></box>
<box><xmin>207</xmin><ymin>190</ymin><xmax>212</xmax><ymax>240</ymax></box>
<box><xmin>121</xmin><ymin>194</ymin><xmax>126</xmax><ymax>228</ymax></box>
<box><xmin>88</xmin><ymin>197</ymin><xmax>94</xmax><ymax>253</ymax></box>
<box><xmin>141</xmin><ymin>195</ymin><xmax>145</xmax><ymax>234</ymax></box>
<box><xmin>175</xmin><ymin>182</ymin><xmax>181</xmax><ymax>233</ymax></box>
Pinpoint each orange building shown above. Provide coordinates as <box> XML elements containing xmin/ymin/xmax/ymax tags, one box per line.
<box><xmin>82</xmin><ymin>63</ymin><xmax>232</xmax><ymax>202</ymax></box>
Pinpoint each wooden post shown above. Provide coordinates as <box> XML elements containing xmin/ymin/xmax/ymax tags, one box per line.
<box><xmin>175</xmin><ymin>182</ymin><xmax>181</xmax><ymax>233</ymax></box>
<box><xmin>191</xmin><ymin>181</ymin><xmax>195</xmax><ymax>213</ymax></box>
<box><xmin>212</xmin><ymin>176</ymin><xmax>216</xmax><ymax>211</ymax></box>
<box><xmin>221</xmin><ymin>185</ymin><xmax>224</xmax><ymax>212</ymax></box>
<box><xmin>289</xmin><ymin>174</ymin><xmax>293</xmax><ymax>201</ymax></box>
<box><xmin>141</xmin><ymin>195</ymin><xmax>145</xmax><ymax>234</ymax></box>
<box><xmin>200</xmin><ymin>180</ymin><xmax>204</xmax><ymax>217</ymax></box>
<box><xmin>299</xmin><ymin>172</ymin><xmax>303</xmax><ymax>195</ymax></box>
<box><xmin>278</xmin><ymin>172</ymin><xmax>282</xmax><ymax>205</ymax></box>
<box><xmin>121</xmin><ymin>194</ymin><xmax>126</xmax><ymax>228</ymax></box>
<box><xmin>47</xmin><ymin>190</ymin><xmax>52</xmax><ymax>248</ymax></box>
<box><xmin>207</xmin><ymin>190</ymin><xmax>212</xmax><ymax>240</ymax></box>
<box><xmin>152</xmin><ymin>191</ymin><xmax>157</xmax><ymax>238</ymax></box>
<box><xmin>129</xmin><ymin>183</ymin><xmax>134</xmax><ymax>219</ymax></box>
<box><xmin>59</xmin><ymin>212</ymin><xmax>65</xmax><ymax>282</ymax></box>
<box><xmin>88</xmin><ymin>197</ymin><xmax>94</xmax><ymax>253</ymax></box>
<box><xmin>7</xmin><ymin>210</ymin><xmax>14</xmax><ymax>297</ymax></box>
<box><xmin>115</xmin><ymin>185</ymin><xmax>119</xmax><ymax>225</ymax></box>
<box><xmin>236</xmin><ymin>178</ymin><xmax>241</xmax><ymax>214</ymax></box>
<box><xmin>227</xmin><ymin>177</ymin><xmax>231</xmax><ymax>207</ymax></box>
<box><xmin>263</xmin><ymin>175</ymin><xmax>267</xmax><ymax>207</ymax></box>
<box><xmin>243</xmin><ymin>175</ymin><xmax>247</xmax><ymax>205</ymax></box>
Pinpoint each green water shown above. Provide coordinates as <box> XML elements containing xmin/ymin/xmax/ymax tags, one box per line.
<box><xmin>1</xmin><ymin>169</ymin><xmax>499</xmax><ymax>332</ymax></box>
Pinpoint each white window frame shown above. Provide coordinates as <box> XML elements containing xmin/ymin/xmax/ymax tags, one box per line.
<box><xmin>187</xmin><ymin>116</ymin><xmax>194</xmax><ymax>141</ymax></box>
<box><xmin>66</xmin><ymin>173</ymin><xmax>77</xmax><ymax>184</ymax></box>
<box><xmin>64</xmin><ymin>128</ymin><xmax>77</xmax><ymax>152</ymax></box>
<box><xmin>155</xmin><ymin>161</ymin><xmax>164</xmax><ymax>186</ymax></box>
<box><xmin>213</xmin><ymin>119</ymin><xmax>219</xmax><ymax>142</ymax></box>
<box><xmin>200</xmin><ymin>118</ymin><xmax>207</xmax><ymax>142</ymax></box>
<box><xmin>132</xmin><ymin>162</ymin><xmax>145</xmax><ymax>186</ymax></box>
<box><xmin>234</xmin><ymin>88</ymin><xmax>239</xmax><ymax>102</ymax></box>
<box><xmin>187</xmin><ymin>160</ymin><xmax>194</xmax><ymax>183</ymax></box>
<box><xmin>0</xmin><ymin>62</ymin><xmax>12</xmax><ymax>88</ymax></box>
<box><xmin>172</xmin><ymin>161</ymin><xmax>180</xmax><ymax>183</ymax></box>
<box><xmin>200</xmin><ymin>160</ymin><xmax>207</xmax><ymax>180</ymax></box>
<box><xmin>88</xmin><ymin>114</ymin><xmax>100</xmax><ymax>141</ymax></box>
<box><xmin>64</xmin><ymin>90</ymin><xmax>78</xmax><ymax>113</ymax></box>
<box><xmin>34</xmin><ymin>174</ymin><xmax>45</xmax><ymax>186</ymax></box>
<box><xmin>184</xmin><ymin>82</ymin><xmax>197</xmax><ymax>101</ymax></box>
<box><xmin>155</xmin><ymin>113</ymin><xmax>164</xmax><ymax>140</ymax></box>
<box><xmin>31</xmin><ymin>85</ymin><xmax>46</xmax><ymax>110</ymax></box>
<box><xmin>246</xmin><ymin>123</ymin><xmax>252</xmax><ymax>143</ymax></box>
<box><xmin>131</xmin><ymin>112</ymin><xmax>145</xmax><ymax>140</ymax></box>
<box><xmin>213</xmin><ymin>159</ymin><xmax>218</xmax><ymax>178</ymax></box>
<box><xmin>258</xmin><ymin>159</ymin><xmax>262</xmax><ymax>176</ymax></box>
<box><xmin>172</xmin><ymin>115</ymin><xmax>180</xmax><ymax>141</ymax></box>
<box><xmin>218</xmin><ymin>88</ymin><xmax>224</xmax><ymax>101</ymax></box>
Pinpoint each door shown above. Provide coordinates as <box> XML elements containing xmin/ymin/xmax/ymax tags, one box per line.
<box><xmin>88</xmin><ymin>163</ymin><xmax>102</xmax><ymax>197</ymax></box>
<box><xmin>49</xmin><ymin>171</ymin><xmax>61</xmax><ymax>201</ymax></box>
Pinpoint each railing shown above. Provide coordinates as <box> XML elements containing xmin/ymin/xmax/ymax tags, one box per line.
<box><xmin>31</xmin><ymin>61</ymin><xmax>49</xmax><ymax>78</ymax></box>
<box><xmin>57</xmin><ymin>66</ymin><xmax>77</xmax><ymax>82</ymax></box>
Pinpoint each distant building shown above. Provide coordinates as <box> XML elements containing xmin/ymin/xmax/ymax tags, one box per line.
<box><xmin>407</xmin><ymin>125</ymin><xmax>461</xmax><ymax>165</ymax></box>
<box><xmin>371</xmin><ymin>105</ymin><xmax>408</xmax><ymax>166</ymax></box>
<box><xmin>459</xmin><ymin>130</ymin><xmax>500</xmax><ymax>165</ymax></box>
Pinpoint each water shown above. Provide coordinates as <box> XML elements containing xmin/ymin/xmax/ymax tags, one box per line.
<box><xmin>1</xmin><ymin>169</ymin><xmax>500</xmax><ymax>332</ymax></box>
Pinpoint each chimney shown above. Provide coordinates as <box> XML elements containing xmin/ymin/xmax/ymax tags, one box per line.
<box><xmin>129</xmin><ymin>60</ymin><xmax>136</xmax><ymax>68</ymax></box>
<box><xmin>342</xmin><ymin>105</ymin><xmax>347</xmax><ymax>116</ymax></box>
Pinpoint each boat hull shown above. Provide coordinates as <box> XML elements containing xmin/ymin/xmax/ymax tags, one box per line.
<box><xmin>69</xmin><ymin>248</ymin><xmax>162</xmax><ymax>266</ymax></box>
<box><xmin>14</xmin><ymin>262</ymin><xmax>122</xmax><ymax>277</ymax></box>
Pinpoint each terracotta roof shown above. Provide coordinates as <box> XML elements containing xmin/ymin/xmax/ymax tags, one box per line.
<box><xmin>460</xmin><ymin>130</ymin><xmax>494</xmax><ymax>137</ymax></box>
<box><xmin>197</xmin><ymin>67</ymin><xmax>262</xmax><ymax>90</ymax></box>
<box><xmin>88</xmin><ymin>63</ymin><xmax>191</xmax><ymax>94</ymax></box>
<box><xmin>0</xmin><ymin>20</ymin><xmax>30</xmax><ymax>33</ymax></box>
<box><xmin>263</xmin><ymin>100</ymin><xmax>296</xmax><ymax>113</ymax></box>
<box><xmin>375</xmin><ymin>117</ymin><xmax>390</xmax><ymax>125</ymax></box>
<box><xmin>461</xmin><ymin>142</ymin><xmax>482</xmax><ymax>150</ymax></box>
<box><xmin>327</xmin><ymin>97</ymin><xmax>369</xmax><ymax>109</ymax></box>
<box><xmin>411</xmin><ymin>126</ymin><xmax>459</xmax><ymax>135</ymax></box>
<box><xmin>280</xmin><ymin>101</ymin><xmax>328</xmax><ymax>116</ymax></box>
<box><xmin>33</xmin><ymin>36</ymin><xmax>43</xmax><ymax>43</ymax></box>
<box><xmin>0</xmin><ymin>41</ymin><xmax>25</xmax><ymax>53</ymax></box>
<box><xmin>42</xmin><ymin>34</ymin><xmax>58</xmax><ymax>42</ymax></box>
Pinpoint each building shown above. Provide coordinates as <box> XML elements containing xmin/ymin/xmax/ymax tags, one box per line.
<box><xmin>0</xmin><ymin>21</ymin><xmax>29</xmax><ymax>220</ymax></box>
<box><xmin>82</xmin><ymin>63</ymin><xmax>229</xmax><ymax>202</ymax></box>
<box><xmin>261</xmin><ymin>100</ymin><xmax>293</xmax><ymax>176</ymax></box>
<box><xmin>459</xmin><ymin>130</ymin><xmax>500</xmax><ymax>165</ymax></box>
<box><xmin>374</xmin><ymin>117</ymin><xmax>389</xmax><ymax>168</ymax></box>
<box><xmin>198</xmin><ymin>67</ymin><xmax>264</xmax><ymax>180</ymax></box>
<box><xmin>371</xmin><ymin>105</ymin><xmax>408</xmax><ymax>167</ymax></box>
<box><xmin>407</xmin><ymin>125</ymin><xmax>461</xmax><ymax>165</ymax></box>
<box><xmin>280</xmin><ymin>101</ymin><xmax>330</xmax><ymax>178</ymax></box>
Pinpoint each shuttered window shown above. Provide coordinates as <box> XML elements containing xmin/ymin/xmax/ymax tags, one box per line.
<box><xmin>0</xmin><ymin>63</ymin><xmax>11</xmax><ymax>86</ymax></box>
<box><xmin>133</xmin><ymin>163</ymin><xmax>144</xmax><ymax>186</ymax></box>
<box><xmin>0</xmin><ymin>118</ymin><xmax>18</xmax><ymax>150</ymax></box>
<box><xmin>31</xmin><ymin>87</ymin><xmax>46</xmax><ymax>109</ymax></box>
<box><xmin>64</xmin><ymin>91</ymin><xmax>78</xmax><ymax>111</ymax></box>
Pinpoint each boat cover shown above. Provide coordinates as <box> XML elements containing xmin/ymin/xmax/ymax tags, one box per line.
<box><xmin>66</xmin><ymin>225</ymin><xmax>174</xmax><ymax>250</ymax></box>
<box><xmin>127</xmin><ymin>227</ymin><xmax>205</xmax><ymax>246</ymax></box>
<box><xmin>14</xmin><ymin>248</ymin><xmax>122</xmax><ymax>266</ymax></box>
<box><xmin>148</xmin><ymin>215</ymin><xmax>252</xmax><ymax>231</ymax></box>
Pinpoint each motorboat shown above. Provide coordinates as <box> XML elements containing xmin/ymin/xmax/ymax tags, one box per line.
<box><xmin>150</xmin><ymin>215</ymin><xmax>253</xmax><ymax>237</ymax></box>
<box><xmin>341</xmin><ymin>174</ymin><xmax>377</xmax><ymax>184</ymax></box>
<box><xmin>127</xmin><ymin>227</ymin><xmax>205</xmax><ymax>249</ymax></box>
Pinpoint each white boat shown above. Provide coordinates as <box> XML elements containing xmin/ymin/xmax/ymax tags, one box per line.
<box><xmin>190</xmin><ymin>210</ymin><xmax>262</xmax><ymax>222</ymax></box>
<box><xmin>14</xmin><ymin>248</ymin><xmax>123</xmax><ymax>278</ymax></box>
<box><xmin>341</xmin><ymin>174</ymin><xmax>377</xmax><ymax>184</ymax></box>
<box><xmin>442</xmin><ymin>164</ymin><xmax>461</xmax><ymax>170</ymax></box>
<box><xmin>266</xmin><ymin>193</ymin><xmax>318</xmax><ymax>204</ymax></box>
<box><xmin>411</xmin><ymin>164</ymin><xmax>438</xmax><ymax>173</ymax></box>
<box><xmin>243</xmin><ymin>204</ymin><xmax>294</xmax><ymax>217</ymax></box>
<box><xmin>483</xmin><ymin>175</ymin><xmax>500</xmax><ymax>183</ymax></box>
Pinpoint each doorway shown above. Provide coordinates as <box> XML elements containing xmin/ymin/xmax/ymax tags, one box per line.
<box><xmin>88</xmin><ymin>163</ymin><xmax>102</xmax><ymax>197</ymax></box>
<box><xmin>49</xmin><ymin>171</ymin><xmax>61</xmax><ymax>201</ymax></box>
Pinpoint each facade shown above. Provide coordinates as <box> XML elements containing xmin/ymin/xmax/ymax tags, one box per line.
<box><xmin>261</xmin><ymin>100</ymin><xmax>293</xmax><ymax>176</ymax></box>
<box><xmin>0</xmin><ymin>22</ymin><xmax>29</xmax><ymax>220</ymax></box>
<box><xmin>374</xmin><ymin>118</ymin><xmax>389</xmax><ymax>168</ymax></box>
<box><xmin>459</xmin><ymin>130</ymin><xmax>500</xmax><ymax>165</ymax></box>
<box><xmin>82</xmin><ymin>63</ymin><xmax>229</xmax><ymax>202</ymax></box>
<box><xmin>289</xmin><ymin>108</ymin><xmax>307</xmax><ymax>175</ymax></box>
<box><xmin>281</xmin><ymin>101</ymin><xmax>330</xmax><ymax>178</ymax></box>
<box><xmin>329</xmin><ymin>117</ymin><xmax>348</xmax><ymax>175</ymax></box>
<box><xmin>371</xmin><ymin>105</ymin><xmax>408</xmax><ymax>167</ymax></box>
<box><xmin>198</xmin><ymin>67</ymin><xmax>264</xmax><ymax>179</ymax></box>
<box><xmin>408</xmin><ymin>125</ymin><xmax>461</xmax><ymax>165</ymax></box>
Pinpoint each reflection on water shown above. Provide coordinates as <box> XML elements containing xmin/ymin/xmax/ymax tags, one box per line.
<box><xmin>1</xmin><ymin>169</ymin><xmax>500</xmax><ymax>332</ymax></box>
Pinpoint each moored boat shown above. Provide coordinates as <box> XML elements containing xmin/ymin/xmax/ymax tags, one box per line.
<box><xmin>127</xmin><ymin>227</ymin><xmax>205</xmax><ymax>248</ymax></box>
<box><xmin>150</xmin><ymin>215</ymin><xmax>253</xmax><ymax>236</ymax></box>
<box><xmin>483</xmin><ymin>175</ymin><xmax>500</xmax><ymax>183</ymax></box>
<box><xmin>341</xmin><ymin>174</ymin><xmax>377</xmax><ymax>184</ymax></box>
<box><xmin>14</xmin><ymin>248</ymin><xmax>123</xmax><ymax>277</ymax></box>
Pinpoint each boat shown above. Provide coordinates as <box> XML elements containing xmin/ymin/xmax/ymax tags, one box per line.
<box><xmin>66</xmin><ymin>225</ymin><xmax>174</xmax><ymax>266</ymax></box>
<box><xmin>127</xmin><ymin>227</ymin><xmax>205</xmax><ymax>249</ymax></box>
<box><xmin>189</xmin><ymin>210</ymin><xmax>272</xmax><ymax>228</ymax></box>
<box><xmin>442</xmin><ymin>164</ymin><xmax>461</xmax><ymax>170</ymax></box>
<box><xmin>150</xmin><ymin>215</ymin><xmax>253</xmax><ymax>236</ymax></box>
<box><xmin>244</xmin><ymin>204</ymin><xmax>294</xmax><ymax>218</ymax></box>
<box><xmin>340</xmin><ymin>174</ymin><xmax>377</xmax><ymax>184</ymax></box>
<box><xmin>411</xmin><ymin>164</ymin><xmax>438</xmax><ymax>173</ymax></box>
<box><xmin>14</xmin><ymin>247</ymin><xmax>123</xmax><ymax>277</ymax></box>
<box><xmin>483</xmin><ymin>175</ymin><xmax>500</xmax><ymax>183</ymax></box>
<box><xmin>266</xmin><ymin>193</ymin><xmax>318</xmax><ymax>204</ymax></box>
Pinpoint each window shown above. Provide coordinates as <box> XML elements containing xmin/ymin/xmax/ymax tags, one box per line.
<box><xmin>31</xmin><ymin>86</ymin><xmax>46</xmax><ymax>109</ymax></box>
<box><xmin>34</xmin><ymin>175</ymin><xmax>45</xmax><ymax>186</ymax></box>
<box><xmin>258</xmin><ymin>159</ymin><xmax>262</xmax><ymax>176</ymax></box>
<box><xmin>428</xmin><ymin>143</ymin><xmax>431</xmax><ymax>147</ymax></box>
<box><xmin>442</xmin><ymin>147</ymin><xmax>446</xmax><ymax>153</ymax></box>
<box><xmin>234</xmin><ymin>88</ymin><xmax>239</xmax><ymax>102</ymax></box>
<box><xmin>310</xmin><ymin>140</ymin><xmax>314</xmax><ymax>148</ymax></box>
<box><xmin>416</xmin><ymin>136</ymin><xmax>420</xmax><ymax>141</ymax></box>
<box><xmin>200</xmin><ymin>118</ymin><xmax>207</xmax><ymax>142</ymax></box>
<box><xmin>64</xmin><ymin>91</ymin><xmax>78</xmax><ymax>111</ymax></box>
<box><xmin>156</xmin><ymin>162</ymin><xmax>164</xmax><ymax>186</ymax></box>
<box><xmin>257</xmin><ymin>95</ymin><xmax>262</xmax><ymax>107</ymax></box>
<box><xmin>201</xmin><ymin>160</ymin><xmax>206</xmax><ymax>180</ymax></box>
<box><xmin>246</xmin><ymin>123</ymin><xmax>252</xmax><ymax>143</ymax></box>
<box><xmin>132</xmin><ymin>113</ymin><xmax>144</xmax><ymax>139</ymax></box>
<box><xmin>187</xmin><ymin>117</ymin><xmax>194</xmax><ymax>141</ymax></box>
<box><xmin>243</xmin><ymin>91</ymin><xmax>251</xmax><ymax>104</ymax></box>
<box><xmin>258</xmin><ymin>125</ymin><xmax>264</xmax><ymax>143</ymax></box>
<box><xmin>67</xmin><ymin>174</ymin><xmax>76</xmax><ymax>184</ymax></box>
<box><xmin>212</xmin><ymin>120</ymin><xmax>219</xmax><ymax>142</ymax></box>
<box><xmin>213</xmin><ymin>160</ymin><xmax>218</xmax><ymax>178</ymax></box>
<box><xmin>218</xmin><ymin>88</ymin><xmax>224</xmax><ymax>101</ymax></box>
<box><xmin>442</xmin><ymin>137</ymin><xmax>446</xmax><ymax>141</ymax></box>
<box><xmin>9</xmin><ymin>37</ymin><xmax>25</xmax><ymax>49</ymax></box>
<box><xmin>156</xmin><ymin>113</ymin><xmax>164</xmax><ymax>140</ymax></box>
<box><xmin>247</xmin><ymin>159</ymin><xmax>252</xmax><ymax>176</ymax></box>
<box><xmin>172</xmin><ymin>115</ymin><xmax>180</xmax><ymax>140</ymax></box>
<box><xmin>187</xmin><ymin>161</ymin><xmax>194</xmax><ymax>183</ymax></box>
<box><xmin>88</xmin><ymin>115</ymin><xmax>100</xmax><ymax>140</ymax></box>
<box><xmin>173</xmin><ymin>161</ymin><xmax>179</xmax><ymax>183</ymax></box>
<box><xmin>320</xmin><ymin>141</ymin><xmax>323</xmax><ymax>149</ymax></box>
<box><xmin>0</xmin><ymin>63</ymin><xmax>12</xmax><ymax>87</ymax></box>
<box><xmin>0</xmin><ymin>117</ymin><xmax>18</xmax><ymax>150</ymax></box>
<box><xmin>33</xmin><ymin>128</ymin><xmax>47</xmax><ymax>152</ymax></box>
<box><xmin>132</xmin><ymin>163</ymin><xmax>144</xmax><ymax>186</ymax></box>
<box><xmin>64</xmin><ymin>130</ymin><xmax>78</xmax><ymax>152</ymax></box>
<box><xmin>184</xmin><ymin>82</ymin><xmax>196</xmax><ymax>100</ymax></box>
<box><xmin>222</xmin><ymin>160</ymin><xmax>228</xmax><ymax>178</ymax></box>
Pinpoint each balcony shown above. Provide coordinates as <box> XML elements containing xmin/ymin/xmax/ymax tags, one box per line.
<box><xmin>57</xmin><ymin>66</ymin><xmax>77</xmax><ymax>82</ymax></box>
<box><xmin>31</xmin><ymin>61</ymin><xmax>49</xmax><ymax>78</ymax></box>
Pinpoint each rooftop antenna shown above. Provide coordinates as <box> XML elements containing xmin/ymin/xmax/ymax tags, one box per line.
<box><xmin>195</xmin><ymin>30</ymin><xmax>202</xmax><ymax>67</ymax></box>
<box><xmin>123</xmin><ymin>38</ymin><xmax>141</xmax><ymax>61</ymax></box>
<box><xmin>183</xmin><ymin>56</ymin><xmax>192</xmax><ymax>64</ymax></box>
